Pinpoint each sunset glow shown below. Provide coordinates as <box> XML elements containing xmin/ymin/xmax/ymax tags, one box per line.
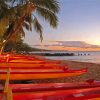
<box><xmin>25</xmin><ymin>0</ymin><xmax>100</xmax><ymax>51</ymax></box>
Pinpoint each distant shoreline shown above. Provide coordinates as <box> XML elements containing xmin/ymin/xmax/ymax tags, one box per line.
<box><xmin>32</xmin><ymin>53</ymin><xmax>75</xmax><ymax>56</ymax></box>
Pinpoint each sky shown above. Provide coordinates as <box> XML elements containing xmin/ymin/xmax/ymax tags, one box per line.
<box><xmin>24</xmin><ymin>0</ymin><xmax>100</xmax><ymax>46</ymax></box>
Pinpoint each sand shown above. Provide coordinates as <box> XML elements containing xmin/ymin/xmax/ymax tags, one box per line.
<box><xmin>31</xmin><ymin>60</ymin><xmax>100</xmax><ymax>83</ymax></box>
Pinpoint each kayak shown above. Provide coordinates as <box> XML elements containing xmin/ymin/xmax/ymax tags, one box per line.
<box><xmin>0</xmin><ymin>68</ymin><xmax>87</xmax><ymax>80</ymax></box>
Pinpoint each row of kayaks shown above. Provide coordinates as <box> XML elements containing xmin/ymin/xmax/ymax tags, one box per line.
<box><xmin>0</xmin><ymin>81</ymin><xmax>100</xmax><ymax>100</ymax></box>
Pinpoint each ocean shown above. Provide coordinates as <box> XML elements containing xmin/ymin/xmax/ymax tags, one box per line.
<box><xmin>31</xmin><ymin>51</ymin><xmax>100</xmax><ymax>64</ymax></box>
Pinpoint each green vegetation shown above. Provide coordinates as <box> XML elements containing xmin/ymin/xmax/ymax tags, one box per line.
<box><xmin>0</xmin><ymin>0</ymin><xmax>60</xmax><ymax>54</ymax></box>
<box><xmin>3</xmin><ymin>40</ymin><xmax>32</xmax><ymax>53</ymax></box>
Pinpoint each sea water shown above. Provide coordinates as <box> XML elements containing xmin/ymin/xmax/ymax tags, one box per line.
<box><xmin>31</xmin><ymin>51</ymin><xmax>100</xmax><ymax>64</ymax></box>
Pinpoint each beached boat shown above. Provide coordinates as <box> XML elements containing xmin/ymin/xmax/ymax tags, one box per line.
<box><xmin>0</xmin><ymin>54</ymin><xmax>92</xmax><ymax>100</ymax></box>
<box><xmin>0</xmin><ymin>68</ymin><xmax>87</xmax><ymax>80</ymax></box>
<box><xmin>0</xmin><ymin>62</ymin><xmax>64</xmax><ymax>68</ymax></box>
<box><xmin>0</xmin><ymin>65</ymin><xmax>67</xmax><ymax>73</ymax></box>
<box><xmin>0</xmin><ymin>56</ymin><xmax>45</xmax><ymax>63</ymax></box>
<box><xmin>0</xmin><ymin>81</ymin><xmax>100</xmax><ymax>100</ymax></box>
<box><xmin>0</xmin><ymin>54</ymin><xmax>61</xmax><ymax>64</ymax></box>
<box><xmin>12</xmin><ymin>87</ymin><xmax>100</xmax><ymax>100</ymax></box>
<box><xmin>8</xmin><ymin>59</ymin><xmax>60</xmax><ymax>64</ymax></box>
<box><xmin>0</xmin><ymin>54</ymin><xmax>43</xmax><ymax>60</ymax></box>
<box><xmin>1</xmin><ymin>81</ymin><xmax>99</xmax><ymax>92</ymax></box>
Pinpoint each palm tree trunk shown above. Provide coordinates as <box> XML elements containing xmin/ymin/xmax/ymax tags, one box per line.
<box><xmin>0</xmin><ymin>3</ymin><xmax>36</xmax><ymax>54</ymax></box>
<box><xmin>0</xmin><ymin>40</ymin><xmax>7</xmax><ymax>54</ymax></box>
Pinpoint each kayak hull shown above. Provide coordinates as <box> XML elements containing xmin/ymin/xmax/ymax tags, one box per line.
<box><xmin>0</xmin><ymin>63</ymin><xmax>61</xmax><ymax>68</ymax></box>
<box><xmin>0</xmin><ymin>68</ymin><xmax>87</xmax><ymax>80</ymax></box>
<box><xmin>0</xmin><ymin>82</ymin><xmax>100</xmax><ymax>100</ymax></box>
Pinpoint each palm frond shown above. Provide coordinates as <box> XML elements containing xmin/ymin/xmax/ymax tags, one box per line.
<box><xmin>33</xmin><ymin>17</ymin><xmax>43</xmax><ymax>42</ymax></box>
<box><xmin>31</xmin><ymin>0</ymin><xmax>60</xmax><ymax>13</ymax></box>
<box><xmin>25</xmin><ymin>14</ymin><xmax>32</xmax><ymax>31</ymax></box>
<box><xmin>23</xmin><ymin>22</ymin><xmax>30</xmax><ymax>31</ymax></box>
<box><xmin>0</xmin><ymin>0</ymin><xmax>60</xmax><ymax>45</ymax></box>
<box><xmin>36</xmin><ymin>6</ymin><xmax>58</xmax><ymax>28</ymax></box>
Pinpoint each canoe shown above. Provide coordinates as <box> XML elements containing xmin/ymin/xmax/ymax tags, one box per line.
<box><xmin>12</xmin><ymin>87</ymin><xmax>100</xmax><ymax>100</ymax></box>
<box><xmin>7</xmin><ymin>60</ymin><xmax>61</xmax><ymax>64</ymax></box>
<box><xmin>0</xmin><ymin>62</ymin><xmax>64</xmax><ymax>68</ymax></box>
<box><xmin>0</xmin><ymin>54</ymin><xmax>43</xmax><ymax>62</ymax></box>
<box><xmin>0</xmin><ymin>54</ymin><xmax>43</xmax><ymax>60</ymax></box>
<box><xmin>0</xmin><ymin>65</ymin><xmax>67</xmax><ymax>73</ymax></box>
<box><xmin>0</xmin><ymin>58</ymin><xmax>61</xmax><ymax>64</ymax></box>
<box><xmin>7</xmin><ymin>57</ymin><xmax>42</xmax><ymax>61</ymax></box>
<box><xmin>0</xmin><ymin>82</ymin><xmax>100</xmax><ymax>100</ymax></box>
<box><xmin>1</xmin><ymin>81</ymin><xmax>99</xmax><ymax>93</ymax></box>
<box><xmin>0</xmin><ymin>65</ymin><xmax>67</xmax><ymax>69</ymax></box>
<box><xmin>8</xmin><ymin>59</ymin><xmax>61</xmax><ymax>64</ymax></box>
<box><xmin>0</xmin><ymin>55</ymin><xmax>61</xmax><ymax>64</ymax></box>
<box><xmin>0</xmin><ymin>57</ymin><xmax>46</xmax><ymax>63</ymax></box>
<box><xmin>0</xmin><ymin>68</ymin><xmax>87</xmax><ymax>80</ymax></box>
<box><xmin>0</xmin><ymin>64</ymin><xmax>67</xmax><ymax>71</ymax></box>
<box><xmin>0</xmin><ymin>88</ymin><xmax>100</xmax><ymax>100</ymax></box>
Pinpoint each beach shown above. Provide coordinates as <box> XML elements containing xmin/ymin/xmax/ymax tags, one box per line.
<box><xmin>31</xmin><ymin>60</ymin><xmax>100</xmax><ymax>83</ymax></box>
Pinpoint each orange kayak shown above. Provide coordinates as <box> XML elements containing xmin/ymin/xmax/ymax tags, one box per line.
<box><xmin>0</xmin><ymin>68</ymin><xmax>87</xmax><ymax>80</ymax></box>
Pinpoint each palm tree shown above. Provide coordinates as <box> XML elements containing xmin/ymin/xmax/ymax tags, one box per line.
<box><xmin>0</xmin><ymin>0</ymin><xmax>60</xmax><ymax>54</ymax></box>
